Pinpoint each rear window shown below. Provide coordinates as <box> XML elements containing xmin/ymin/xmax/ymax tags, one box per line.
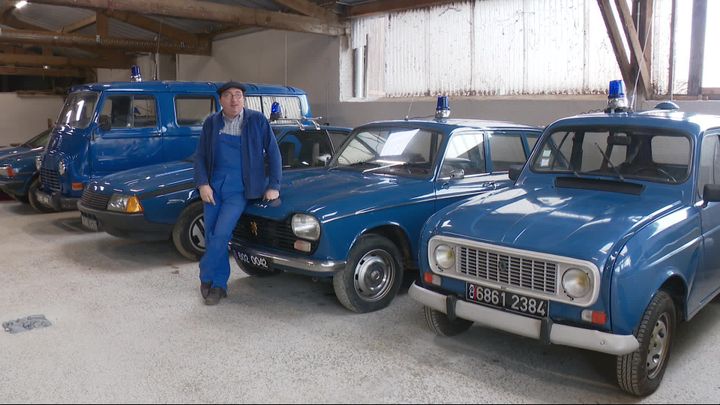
<box><xmin>175</xmin><ymin>96</ymin><xmax>216</xmax><ymax>126</ymax></box>
<box><xmin>245</xmin><ymin>96</ymin><xmax>304</xmax><ymax>119</ymax></box>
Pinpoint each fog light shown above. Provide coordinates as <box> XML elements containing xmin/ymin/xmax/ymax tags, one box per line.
<box><xmin>294</xmin><ymin>240</ymin><xmax>311</xmax><ymax>252</ymax></box>
<box><xmin>581</xmin><ymin>310</ymin><xmax>607</xmax><ymax>325</ymax></box>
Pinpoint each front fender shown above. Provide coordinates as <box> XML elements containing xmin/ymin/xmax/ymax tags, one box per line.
<box><xmin>610</xmin><ymin>207</ymin><xmax>700</xmax><ymax>335</ymax></box>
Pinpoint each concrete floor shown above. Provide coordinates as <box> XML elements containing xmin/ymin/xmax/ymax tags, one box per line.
<box><xmin>1</xmin><ymin>201</ymin><xmax>719</xmax><ymax>403</ymax></box>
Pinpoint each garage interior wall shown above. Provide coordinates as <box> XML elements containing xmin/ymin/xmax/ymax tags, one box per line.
<box><xmin>0</xmin><ymin>93</ymin><xmax>63</xmax><ymax>145</ymax></box>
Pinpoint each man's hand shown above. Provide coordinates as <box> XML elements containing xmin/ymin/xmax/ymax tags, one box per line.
<box><xmin>264</xmin><ymin>189</ymin><xmax>279</xmax><ymax>201</ymax></box>
<box><xmin>199</xmin><ymin>184</ymin><xmax>216</xmax><ymax>205</ymax></box>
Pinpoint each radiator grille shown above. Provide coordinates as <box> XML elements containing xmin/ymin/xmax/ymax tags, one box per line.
<box><xmin>80</xmin><ymin>189</ymin><xmax>111</xmax><ymax>210</ymax></box>
<box><xmin>458</xmin><ymin>246</ymin><xmax>557</xmax><ymax>294</ymax></box>
<box><xmin>40</xmin><ymin>168</ymin><xmax>60</xmax><ymax>191</ymax></box>
<box><xmin>232</xmin><ymin>215</ymin><xmax>304</xmax><ymax>253</ymax></box>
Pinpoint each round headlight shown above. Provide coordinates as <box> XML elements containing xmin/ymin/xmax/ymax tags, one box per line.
<box><xmin>58</xmin><ymin>161</ymin><xmax>66</xmax><ymax>176</ymax></box>
<box><xmin>434</xmin><ymin>244</ymin><xmax>455</xmax><ymax>270</ymax></box>
<box><xmin>562</xmin><ymin>268</ymin><xmax>591</xmax><ymax>298</ymax></box>
<box><xmin>291</xmin><ymin>214</ymin><xmax>320</xmax><ymax>241</ymax></box>
<box><xmin>35</xmin><ymin>156</ymin><xmax>42</xmax><ymax>171</ymax></box>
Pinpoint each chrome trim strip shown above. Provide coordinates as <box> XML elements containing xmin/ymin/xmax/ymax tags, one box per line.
<box><xmin>230</xmin><ymin>243</ymin><xmax>346</xmax><ymax>274</ymax></box>
<box><xmin>409</xmin><ymin>283</ymin><xmax>638</xmax><ymax>356</ymax></box>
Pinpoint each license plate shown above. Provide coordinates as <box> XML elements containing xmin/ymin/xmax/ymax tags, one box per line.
<box><xmin>235</xmin><ymin>250</ymin><xmax>272</xmax><ymax>270</ymax></box>
<box><xmin>81</xmin><ymin>213</ymin><xmax>99</xmax><ymax>232</ymax></box>
<box><xmin>466</xmin><ymin>283</ymin><xmax>548</xmax><ymax>318</ymax></box>
<box><xmin>36</xmin><ymin>192</ymin><xmax>52</xmax><ymax>208</ymax></box>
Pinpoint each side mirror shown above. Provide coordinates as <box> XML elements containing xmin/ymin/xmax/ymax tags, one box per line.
<box><xmin>450</xmin><ymin>169</ymin><xmax>465</xmax><ymax>180</ymax></box>
<box><xmin>508</xmin><ymin>164</ymin><xmax>523</xmax><ymax>181</ymax></box>
<box><xmin>98</xmin><ymin>115</ymin><xmax>111</xmax><ymax>132</ymax></box>
<box><xmin>703</xmin><ymin>184</ymin><xmax>720</xmax><ymax>204</ymax></box>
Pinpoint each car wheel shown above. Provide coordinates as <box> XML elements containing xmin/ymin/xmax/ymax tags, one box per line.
<box><xmin>423</xmin><ymin>306</ymin><xmax>473</xmax><ymax>336</ymax></box>
<box><xmin>616</xmin><ymin>290</ymin><xmax>676</xmax><ymax>396</ymax></box>
<box><xmin>333</xmin><ymin>234</ymin><xmax>403</xmax><ymax>313</ymax></box>
<box><xmin>28</xmin><ymin>178</ymin><xmax>54</xmax><ymax>213</ymax></box>
<box><xmin>172</xmin><ymin>201</ymin><xmax>206</xmax><ymax>261</ymax></box>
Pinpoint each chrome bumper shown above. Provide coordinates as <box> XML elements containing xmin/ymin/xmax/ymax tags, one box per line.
<box><xmin>230</xmin><ymin>243</ymin><xmax>346</xmax><ymax>274</ymax></box>
<box><xmin>409</xmin><ymin>282</ymin><xmax>639</xmax><ymax>356</ymax></box>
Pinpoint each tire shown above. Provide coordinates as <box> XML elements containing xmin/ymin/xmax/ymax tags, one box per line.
<box><xmin>28</xmin><ymin>178</ymin><xmax>54</xmax><ymax>213</ymax></box>
<box><xmin>172</xmin><ymin>201</ymin><xmax>206</xmax><ymax>261</ymax></box>
<box><xmin>616</xmin><ymin>290</ymin><xmax>676</xmax><ymax>396</ymax></box>
<box><xmin>423</xmin><ymin>306</ymin><xmax>473</xmax><ymax>337</ymax></box>
<box><xmin>333</xmin><ymin>234</ymin><xmax>403</xmax><ymax>313</ymax></box>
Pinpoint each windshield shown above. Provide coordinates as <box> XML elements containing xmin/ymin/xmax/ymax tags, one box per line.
<box><xmin>24</xmin><ymin>129</ymin><xmax>52</xmax><ymax>148</ymax></box>
<box><xmin>331</xmin><ymin>127</ymin><xmax>442</xmax><ymax>177</ymax></box>
<box><xmin>56</xmin><ymin>91</ymin><xmax>99</xmax><ymax>129</ymax></box>
<box><xmin>531</xmin><ymin>128</ymin><xmax>692</xmax><ymax>184</ymax></box>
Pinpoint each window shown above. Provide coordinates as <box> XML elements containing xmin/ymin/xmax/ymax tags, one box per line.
<box><xmin>489</xmin><ymin>134</ymin><xmax>528</xmax><ymax>172</ymax></box>
<box><xmin>100</xmin><ymin>95</ymin><xmax>157</xmax><ymax>129</ymax></box>
<box><xmin>245</xmin><ymin>96</ymin><xmax>305</xmax><ymax>120</ymax></box>
<box><xmin>57</xmin><ymin>92</ymin><xmax>98</xmax><ymax>129</ymax></box>
<box><xmin>176</xmin><ymin>96</ymin><xmax>215</xmax><ymax>126</ymax></box>
<box><xmin>328</xmin><ymin>130</ymin><xmax>350</xmax><ymax>151</ymax></box>
<box><xmin>698</xmin><ymin>134</ymin><xmax>720</xmax><ymax>197</ymax></box>
<box><xmin>440</xmin><ymin>132</ymin><xmax>485</xmax><ymax>177</ymax></box>
<box><xmin>278</xmin><ymin>131</ymin><xmax>334</xmax><ymax>168</ymax></box>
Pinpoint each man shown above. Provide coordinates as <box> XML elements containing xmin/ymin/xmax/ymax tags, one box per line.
<box><xmin>193</xmin><ymin>81</ymin><xmax>282</xmax><ymax>305</ymax></box>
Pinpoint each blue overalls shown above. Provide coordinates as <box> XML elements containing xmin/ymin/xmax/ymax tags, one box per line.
<box><xmin>199</xmin><ymin>132</ymin><xmax>247</xmax><ymax>291</ymax></box>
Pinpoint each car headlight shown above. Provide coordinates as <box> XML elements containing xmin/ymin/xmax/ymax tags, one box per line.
<box><xmin>434</xmin><ymin>244</ymin><xmax>455</xmax><ymax>270</ymax></box>
<box><xmin>107</xmin><ymin>194</ymin><xmax>143</xmax><ymax>213</ymax></box>
<box><xmin>562</xmin><ymin>268</ymin><xmax>592</xmax><ymax>298</ymax></box>
<box><xmin>35</xmin><ymin>156</ymin><xmax>42</xmax><ymax>171</ymax></box>
<box><xmin>58</xmin><ymin>161</ymin><xmax>66</xmax><ymax>176</ymax></box>
<box><xmin>291</xmin><ymin>214</ymin><xmax>320</xmax><ymax>241</ymax></box>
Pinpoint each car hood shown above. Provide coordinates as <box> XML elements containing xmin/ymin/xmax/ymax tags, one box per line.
<box><xmin>245</xmin><ymin>168</ymin><xmax>432</xmax><ymax>222</ymax></box>
<box><xmin>431</xmin><ymin>184</ymin><xmax>683</xmax><ymax>265</ymax></box>
<box><xmin>0</xmin><ymin>147</ymin><xmax>43</xmax><ymax>165</ymax></box>
<box><xmin>0</xmin><ymin>146</ymin><xmax>33</xmax><ymax>159</ymax></box>
<box><xmin>93</xmin><ymin>160</ymin><xmax>194</xmax><ymax>195</ymax></box>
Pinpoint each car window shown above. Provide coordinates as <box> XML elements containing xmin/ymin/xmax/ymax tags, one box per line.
<box><xmin>56</xmin><ymin>92</ymin><xmax>98</xmax><ymax>129</ymax></box>
<box><xmin>489</xmin><ymin>133</ymin><xmax>527</xmax><ymax>171</ymax></box>
<box><xmin>175</xmin><ymin>96</ymin><xmax>215</xmax><ymax>126</ymax></box>
<box><xmin>328</xmin><ymin>130</ymin><xmax>350</xmax><ymax>151</ymax></box>
<box><xmin>100</xmin><ymin>95</ymin><xmax>157</xmax><ymax>129</ymax></box>
<box><xmin>278</xmin><ymin>130</ymin><xmax>334</xmax><ymax>168</ymax></box>
<box><xmin>698</xmin><ymin>134</ymin><xmax>720</xmax><ymax>197</ymax></box>
<box><xmin>440</xmin><ymin>131</ymin><xmax>486</xmax><ymax>177</ymax></box>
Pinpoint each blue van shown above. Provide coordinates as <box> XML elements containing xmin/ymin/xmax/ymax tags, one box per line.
<box><xmin>410</xmin><ymin>82</ymin><xmax>720</xmax><ymax>396</ymax></box>
<box><xmin>0</xmin><ymin>128</ymin><xmax>51</xmax><ymax>210</ymax></box>
<box><xmin>35</xmin><ymin>78</ymin><xmax>311</xmax><ymax>212</ymax></box>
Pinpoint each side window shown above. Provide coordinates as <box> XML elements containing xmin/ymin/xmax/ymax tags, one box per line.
<box><xmin>527</xmin><ymin>134</ymin><xmax>540</xmax><ymax>153</ymax></box>
<box><xmin>441</xmin><ymin>132</ymin><xmax>486</xmax><ymax>177</ymax></box>
<box><xmin>176</xmin><ymin>96</ymin><xmax>215</xmax><ymax>126</ymax></box>
<box><xmin>698</xmin><ymin>135</ymin><xmax>720</xmax><ymax>198</ymax></box>
<box><xmin>100</xmin><ymin>95</ymin><xmax>157</xmax><ymax>129</ymax></box>
<box><xmin>329</xmin><ymin>131</ymin><xmax>350</xmax><ymax>151</ymax></box>
<box><xmin>245</xmin><ymin>96</ymin><xmax>262</xmax><ymax>114</ymax></box>
<box><xmin>278</xmin><ymin>131</ymin><xmax>334</xmax><ymax>168</ymax></box>
<box><xmin>489</xmin><ymin>133</ymin><xmax>528</xmax><ymax>171</ymax></box>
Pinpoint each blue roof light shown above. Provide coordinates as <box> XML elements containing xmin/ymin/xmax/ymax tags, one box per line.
<box><xmin>606</xmin><ymin>80</ymin><xmax>628</xmax><ymax>112</ymax></box>
<box><xmin>435</xmin><ymin>95</ymin><xmax>450</xmax><ymax>119</ymax></box>
<box><xmin>270</xmin><ymin>101</ymin><xmax>283</xmax><ymax>121</ymax></box>
<box><xmin>130</xmin><ymin>65</ymin><xmax>142</xmax><ymax>82</ymax></box>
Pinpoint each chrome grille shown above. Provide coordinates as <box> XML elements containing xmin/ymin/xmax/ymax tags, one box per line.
<box><xmin>458</xmin><ymin>246</ymin><xmax>557</xmax><ymax>294</ymax></box>
<box><xmin>40</xmin><ymin>168</ymin><xmax>61</xmax><ymax>191</ymax></box>
<box><xmin>232</xmin><ymin>215</ymin><xmax>306</xmax><ymax>253</ymax></box>
<box><xmin>81</xmin><ymin>189</ymin><xmax>111</xmax><ymax>210</ymax></box>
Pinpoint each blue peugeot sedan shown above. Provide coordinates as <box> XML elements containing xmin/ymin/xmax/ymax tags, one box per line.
<box><xmin>410</xmin><ymin>82</ymin><xmax>720</xmax><ymax>396</ymax></box>
<box><xmin>78</xmin><ymin>123</ymin><xmax>351</xmax><ymax>260</ymax></box>
<box><xmin>228</xmin><ymin>99</ymin><xmax>542</xmax><ymax>313</ymax></box>
<box><xmin>0</xmin><ymin>128</ymin><xmax>51</xmax><ymax>210</ymax></box>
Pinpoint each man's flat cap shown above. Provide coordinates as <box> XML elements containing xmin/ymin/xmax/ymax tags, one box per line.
<box><xmin>217</xmin><ymin>81</ymin><xmax>247</xmax><ymax>95</ymax></box>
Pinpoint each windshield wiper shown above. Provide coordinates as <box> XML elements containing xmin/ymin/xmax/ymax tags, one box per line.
<box><xmin>594</xmin><ymin>142</ymin><xmax>625</xmax><ymax>182</ymax></box>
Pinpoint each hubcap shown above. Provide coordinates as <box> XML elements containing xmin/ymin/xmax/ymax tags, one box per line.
<box><xmin>353</xmin><ymin>249</ymin><xmax>395</xmax><ymax>302</ymax></box>
<box><xmin>646</xmin><ymin>312</ymin><xmax>670</xmax><ymax>379</ymax></box>
<box><xmin>189</xmin><ymin>214</ymin><xmax>206</xmax><ymax>252</ymax></box>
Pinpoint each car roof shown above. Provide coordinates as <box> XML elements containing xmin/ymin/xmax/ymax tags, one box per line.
<box><xmin>271</xmin><ymin>123</ymin><xmax>351</xmax><ymax>133</ymax></box>
<box><xmin>547</xmin><ymin>110</ymin><xmax>720</xmax><ymax>136</ymax></box>
<box><xmin>358</xmin><ymin>118</ymin><xmax>541</xmax><ymax>132</ymax></box>
<box><xmin>70</xmin><ymin>81</ymin><xmax>307</xmax><ymax>96</ymax></box>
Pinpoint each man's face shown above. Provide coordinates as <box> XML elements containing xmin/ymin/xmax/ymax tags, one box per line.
<box><xmin>220</xmin><ymin>88</ymin><xmax>244</xmax><ymax>118</ymax></box>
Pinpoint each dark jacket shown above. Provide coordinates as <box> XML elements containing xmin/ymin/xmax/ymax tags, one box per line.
<box><xmin>193</xmin><ymin>109</ymin><xmax>281</xmax><ymax>199</ymax></box>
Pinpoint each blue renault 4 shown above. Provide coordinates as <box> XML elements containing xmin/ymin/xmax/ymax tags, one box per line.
<box><xmin>410</xmin><ymin>81</ymin><xmax>720</xmax><ymax>396</ymax></box>
<box><xmin>0</xmin><ymin>128</ymin><xmax>51</xmax><ymax>210</ymax></box>
<box><xmin>35</xmin><ymin>70</ymin><xmax>311</xmax><ymax>212</ymax></box>
<box><xmin>228</xmin><ymin>99</ymin><xmax>542</xmax><ymax>313</ymax></box>
<box><xmin>78</xmin><ymin>120</ymin><xmax>351</xmax><ymax>261</ymax></box>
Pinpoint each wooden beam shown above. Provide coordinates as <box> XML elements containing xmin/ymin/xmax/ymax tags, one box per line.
<box><xmin>614</xmin><ymin>0</ymin><xmax>652</xmax><ymax>99</ymax></box>
<box><xmin>347</xmin><ymin>0</ymin><xmax>456</xmax><ymax>17</ymax></box>
<box><xmin>0</xmin><ymin>29</ymin><xmax>210</xmax><ymax>55</ymax></box>
<box><xmin>60</xmin><ymin>14</ymin><xmax>96</xmax><ymax>33</ymax></box>
<box><xmin>0</xmin><ymin>4</ymin><xmax>48</xmax><ymax>31</ymax></box>
<box><xmin>28</xmin><ymin>0</ymin><xmax>346</xmax><ymax>36</ymax></box>
<box><xmin>272</xmin><ymin>0</ymin><xmax>335</xmax><ymax>20</ymax></box>
<box><xmin>104</xmin><ymin>10</ymin><xmax>200</xmax><ymax>46</ymax></box>
<box><xmin>0</xmin><ymin>66</ymin><xmax>82</xmax><ymax>77</ymax></box>
<box><xmin>96</xmin><ymin>11</ymin><xmax>108</xmax><ymax>36</ymax></box>
<box><xmin>596</xmin><ymin>0</ymin><xmax>633</xmax><ymax>92</ymax></box>
<box><xmin>688</xmin><ymin>0</ymin><xmax>707</xmax><ymax>96</ymax></box>
<box><xmin>0</xmin><ymin>52</ymin><xmax>131</xmax><ymax>69</ymax></box>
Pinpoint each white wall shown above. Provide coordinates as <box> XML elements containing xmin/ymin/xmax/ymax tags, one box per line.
<box><xmin>0</xmin><ymin>93</ymin><xmax>63</xmax><ymax>145</ymax></box>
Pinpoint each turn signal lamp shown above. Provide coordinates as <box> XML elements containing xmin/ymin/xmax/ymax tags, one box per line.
<box><xmin>130</xmin><ymin>65</ymin><xmax>142</xmax><ymax>82</ymax></box>
<box><xmin>294</xmin><ymin>240</ymin><xmax>312</xmax><ymax>252</ymax></box>
<box><xmin>606</xmin><ymin>80</ymin><xmax>628</xmax><ymax>112</ymax></box>
<box><xmin>435</xmin><ymin>95</ymin><xmax>450</xmax><ymax>119</ymax></box>
<box><xmin>270</xmin><ymin>102</ymin><xmax>283</xmax><ymax>121</ymax></box>
<box><xmin>71</xmin><ymin>182</ymin><xmax>84</xmax><ymax>191</ymax></box>
<box><xmin>126</xmin><ymin>196</ymin><xmax>143</xmax><ymax>213</ymax></box>
<box><xmin>423</xmin><ymin>272</ymin><xmax>441</xmax><ymax>286</ymax></box>
<box><xmin>581</xmin><ymin>310</ymin><xmax>607</xmax><ymax>325</ymax></box>
<box><xmin>0</xmin><ymin>165</ymin><xmax>15</xmax><ymax>178</ymax></box>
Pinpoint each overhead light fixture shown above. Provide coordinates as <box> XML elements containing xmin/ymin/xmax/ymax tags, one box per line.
<box><xmin>15</xmin><ymin>1</ymin><xmax>28</xmax><ymax>9</ymax></box>
<box><xmin>43</xmin><ymin>65</ymin><xmax>49</xmax><ymax>69</ymax></box>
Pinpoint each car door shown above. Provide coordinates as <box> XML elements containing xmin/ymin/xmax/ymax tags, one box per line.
<box><xmin>91</xmin><ymin>93</ymin><xmax>162</xmax><ymax>176</ymax></box>
<box><xmin>164</xmin><ymin>93</ymin><xmax>218</xmax><ymax>161</ymax></box>
<box><xmin>694</xmin><ymin>131</ymin><xmax>720</xmax><ymax>307</ymax></box>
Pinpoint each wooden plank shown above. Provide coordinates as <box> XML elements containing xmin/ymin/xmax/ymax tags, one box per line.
<box><xmin>347</xmin><ymin>0</ymin><xmax>456</xmax><ymax>17</ymax></box>
<box><xmin>688</xmin><ymin>0</ymin><xmax>707</xmax><ymax>96</ymax></box>
<box><xmin>0</xmin><ymin>52</ymin><xmax>131</xmax><ymax>68</ymax></box>
<box><xmin>104</xmin><ymin>10</ymin><xmax>200</xmax><ymax>46</ymax></box>
<box><xmin>703</xmin><ymin>88</ymin><xmax>720</xmax><ymax>95</ymax></box>
<box><xmin>596</xmin><ymin>0</ymin><xmax>633</xmax><ymax>91</ymax></box>
<box><xmin>29</xmin><ymin>0</ymin><xmax>346</xmax><ymax>36</ymax></box>
<box><xmin>0</xmin><ymin>66</ymin><xmax>82</xmax><ymax>77</ymax></box>
<box><xmin>273</xmin><ymin>0</ymin><xmax>335</xmax><ymax>20</ymax></box>
<box><xmin>96</xmin><ymin>11</ymin><xmax>108</xmax><ymax>36</ymax></box>
<box><xmin>614</xmin><ymin>0</ymin><xmax>652</xmax><ymax>99</ymax></box>
<box><xmin>60</xmin><ymin>14</ymin><xmax>96</xmax><ymax>33</ymax></box>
